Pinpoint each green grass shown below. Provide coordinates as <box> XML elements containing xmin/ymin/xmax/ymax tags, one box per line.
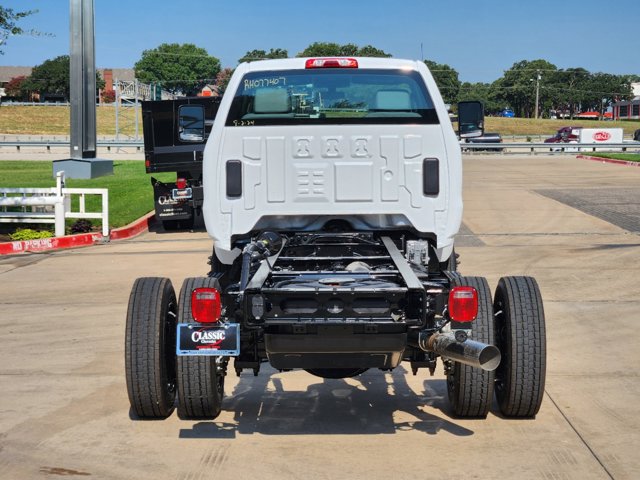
<box><xmin>0</xmin><ymin>161</ymin><xmax>173</xmax><ymax>229</ymax></box>
<box><xmin>587</xmin><ymin>153</ymin><xmax>640</xmax><ymax>162</ymax></box>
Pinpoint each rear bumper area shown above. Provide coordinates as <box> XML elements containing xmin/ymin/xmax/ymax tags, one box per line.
<box><xmin>264</xmin><ymin>325</ymin><xmax>407</xmax><ymax>370</ymax></box>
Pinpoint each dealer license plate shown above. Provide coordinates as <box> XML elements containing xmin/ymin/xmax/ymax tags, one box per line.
<box><xmin>172</xmin><ymin>187</ymin><xmax>193</xmax><ymax>200</ymax></box>
<box><xmin>176</xmin><ymin>323</ymin><xmax>240</xmax><ymax>356</ymax></box>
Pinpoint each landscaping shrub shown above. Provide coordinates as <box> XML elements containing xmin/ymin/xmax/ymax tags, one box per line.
<box><xmin>9</xmin><ymin>228</ymin><xmax>53</xmax><ymax>241</ymax></box>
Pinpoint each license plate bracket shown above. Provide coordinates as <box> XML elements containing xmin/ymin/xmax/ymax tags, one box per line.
<box><xmin>176</xmin><ymin>323</ymin><xmax>240</xmax><ymax>356</ymax></box>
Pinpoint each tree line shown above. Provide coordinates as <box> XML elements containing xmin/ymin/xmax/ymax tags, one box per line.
<box><xmin>454</xmin><ymin>59</ymin><xmax>639</xmax><ymax>118</ymax></box>
<box><xmin>4</xmin><ymin>39</ymin><xmax>638</xmax><ymax>118</ymax></box>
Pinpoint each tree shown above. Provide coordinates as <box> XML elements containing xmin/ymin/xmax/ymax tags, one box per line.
<box><xmin>134</xmin><ymin>43</ymin><xmax>220</xmax><ymax>96</ymax></box>
<box><xmin>357</xmin><ymin>45</ymin><xmax>392</xmax><ymax>58</ymax></box>
<box><xmin>21</xmin><ymin>55</ymin><xmax>104</xmax><ymax>101</ymax></box>
<box><xmin>582</xmin><ymin>73</ymin><xmax>633</xmax><ymax>114</ymax></box>
<box><xmin>4</xmin><ymin>75</ymin><xmax>29</xmax><ymax>100</ymax></box>
<box><xmin>0</xmin><ymin>6</ymin><xmax>34</xmax><ymax>54</ymax></box>
<box><xmin>458</xmin><ymin>82</ymin><xmax>501</xmax><ymax>114</ymax></box>
<box><xmin>238</xmin><ymin>48</ymin><xmax>288</xmax><ymax>63</ymax></box>
<box><xmin>551</xmin><ymin>67</ymin><xmax>590</xmax><ymax>118</ymax></box>
<box><xmin>297</xmin><ymin>42</ymin><xmax>391</xmax><ymax>58</ymax></box>
<box><xmin>101</xmin><ymin>89</ymin><xmax>116</xmax><ymax>104</ymax></box>
<box><xmin>424</xmin><ymin>60</ymin><xmax>460</xmax><ymax>105</ymax></box>
<box><xmin>215</xmin><ymin>68</ymin><xmax>234</xmax><ymax>95</ymax></box>
<box><xmin>495</xmin><ymin>59</ymin><xmax>558</xmax><ymax>117</ymax></box>
<box><xmin>22</xmin><ymin>55</ymin><xmax>70</xmax><ymax>99</ymax></box>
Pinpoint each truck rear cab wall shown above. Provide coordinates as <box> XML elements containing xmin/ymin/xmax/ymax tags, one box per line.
<box><xmin>202</xmin><ymin>58</ymin><xmax>462</xmax><ymax>262</ymax></box>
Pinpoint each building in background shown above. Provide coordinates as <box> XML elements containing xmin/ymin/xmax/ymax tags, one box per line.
<box><xmin>0</xmin><ymin>66</ymin><xmax>135</xmax><ymax>103</ymax></box>
<box><xmin>612</xmin><ymin>82</ymin><xmax>640</xmax><ymax>120</ymax></box>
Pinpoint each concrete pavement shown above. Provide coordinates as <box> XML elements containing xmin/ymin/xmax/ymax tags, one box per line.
<box><xmin>0</xmin><ymin>155</ymin><xmax>638</xmax><ymax>479</ymax></box>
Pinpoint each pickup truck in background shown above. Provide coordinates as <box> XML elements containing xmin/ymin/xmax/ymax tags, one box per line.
<box><xmin>142</xmin><ymin>96</ymin><xmax>221</xmax><ymax>230</ymax></box>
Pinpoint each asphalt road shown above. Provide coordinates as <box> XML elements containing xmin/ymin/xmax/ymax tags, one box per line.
<box><xmin>1</xmin><ymin>155</ymin><xmax>638</xmax><ymax>479</ymax></box>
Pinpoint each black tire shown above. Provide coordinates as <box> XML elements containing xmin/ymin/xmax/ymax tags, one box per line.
<box><xmin>493</xmin><ymin>276</ymin><xmax>546</xmax><ymax>418</ymax></box>
<box><xmin>446</xmin><ymin>275</ymin><xmax>495</xmax><ymax>418</ymax></box>
<box><xmin>125</xmin><ymin>277</ymin><xmax>177</xmax><ymax>419</ymax></box>
<box><xmin>176</xmin><ymin>277</ymin><xmax>225</xmax><ymax>419</ymax></box>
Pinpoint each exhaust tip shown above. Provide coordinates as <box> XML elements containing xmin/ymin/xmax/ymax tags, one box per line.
<box><xmin>478</xmin><ymin>345</ymin><xmax>501</xmax><ymax>371</ymax></box>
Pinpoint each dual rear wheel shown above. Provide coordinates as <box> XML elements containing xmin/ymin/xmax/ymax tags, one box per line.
<box><xmin>124</xmin><ymin>274</ymin><xmax>546</xmax><ymax>420</ymax></box>
<box><xmin>447</xmin><ymin>275</ymin><xmax>546</xmax><ymax>418</ymax></box>
<box><xmin>125</xmin><ymin>276</ymin><xmax>225</xmax><ymax>420</ymax></box>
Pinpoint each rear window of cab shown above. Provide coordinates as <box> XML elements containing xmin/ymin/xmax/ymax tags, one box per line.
<box><xmin>225</xmin><ymin>69</ymin><xmax>439</xmax><ymax>126</ymax></box>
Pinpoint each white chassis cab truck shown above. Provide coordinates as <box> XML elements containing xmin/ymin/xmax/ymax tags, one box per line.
<box><xmin>125</xmin><ymin>57</ymin><xmax>546</xmax><ymax>420</ymax></box>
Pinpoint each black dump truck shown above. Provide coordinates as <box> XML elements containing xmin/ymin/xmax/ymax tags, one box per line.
<box><xmin>142</xmin><ymin>96</ymin><xmax>221</xmax><ymax>230</ymax></box>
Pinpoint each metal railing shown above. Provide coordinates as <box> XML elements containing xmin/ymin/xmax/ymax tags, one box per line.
<box><xmin>0</xmin><ymin>171</ymin><xmax>109</xmax><ymax>237</ymax></box>
<box><xmin>0</xmin><ymin>140</ymin><xmax>143</xmax><ymax>152</ymax></box>
<box><xmin>462</xmin><ymin>142</ymin><xmax>640</xmax><ymax>154</ymax></box>
<box><xmin>0</xmin><ymin>139</ymin><xmax>637</xmax><ymax>155</ymax></box>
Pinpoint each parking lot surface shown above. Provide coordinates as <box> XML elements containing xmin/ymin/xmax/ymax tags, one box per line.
<box><xmin>1</xmin><ymin>155</ymin><xmax>638</xmax><ymax>479</ymax></box>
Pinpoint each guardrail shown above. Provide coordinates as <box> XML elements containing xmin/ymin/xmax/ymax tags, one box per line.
<box><xmin>461</xmin><ymin>142</ymin><xmax>640</xmax><ymax>154</ymax></box>
<box><xmin>0</xmin><ymin>140</ymin><xmax>638</xmax><ymax>155</ymax></box>
<box><xmin>0</xmin><ymin>171</ymin><xmax>109</xmax><ymax>237</ymax></box>
<box><xmin>0</xmin><ymin>140</ymin><xmax>143</xmax><ymax>152</ymax></box>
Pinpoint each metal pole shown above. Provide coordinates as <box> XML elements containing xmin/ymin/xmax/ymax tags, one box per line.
<box><xmin>534</xmin><ymin>71</ymin><xmax>541</xmax><ymax>119</ymax></box>
<box><xmin>69</xmin><ymin>0</ymin><xmax>97</xmax><ymax>159</ymax></box>
<box><xmin>134</xmin><ymin>79</ymin><xmax>139</xmax><ymax>140</ymax></box>
<box><xmin>115</xmin><ymin>79</ymin><xmax>119</xmax><ymax>142</ymax></box>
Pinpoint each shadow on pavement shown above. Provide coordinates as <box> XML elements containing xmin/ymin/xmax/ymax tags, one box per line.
<box><xmin>179</xmin><ymin>366</ymin><xmax>474</xmax><ymax>438</ymax></box>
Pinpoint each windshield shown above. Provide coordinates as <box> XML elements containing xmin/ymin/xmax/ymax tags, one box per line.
<box><xmin>225</xmin><ymin>69</ymin><xmax>439</xmax><ymax>126</ymax></box>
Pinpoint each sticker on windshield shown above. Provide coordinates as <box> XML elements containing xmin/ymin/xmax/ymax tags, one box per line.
<box><xmin>243</xmin><ymin>77</ymin><xmax>287</xmax><ymax>90</ymax></box>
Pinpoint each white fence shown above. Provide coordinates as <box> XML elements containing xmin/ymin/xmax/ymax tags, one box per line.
<box><xmin>0</xmin><ymin>171</ymin><xmax>109</xmax><ymax>237</ymax></box>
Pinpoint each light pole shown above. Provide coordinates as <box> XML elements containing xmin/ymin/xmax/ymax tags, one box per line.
<box><xmin>534</xmin><ymin>70</ymin><xmax>541</xmax><ymax>119</ymax></box>
<box><xmin>53</xmin><ymin>0</ymin><xmax>112</xmax><ymax>179</ymax></box>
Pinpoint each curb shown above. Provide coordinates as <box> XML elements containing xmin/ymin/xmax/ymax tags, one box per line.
<box><xmin>110</xmin><ymin>211</ymin><xmax>156</xmax><ymax>241</ymax></box>
<box><xmin>0</xmin><ymin>211</ymin><xmax>156</xmax><ymax>256</ymax></box>
<box><xmin>576</xmin><ymin>155</ymin><xmax>640</xmax><ymax>167</ymax></box>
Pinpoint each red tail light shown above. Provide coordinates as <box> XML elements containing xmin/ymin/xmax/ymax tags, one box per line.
<box><xmin>191</xmin><ymin>288</ymin><xmax>221</xmax><ymax>323</ymax></box>
<box><xmin>176</xmin><ymin>177</ymin><xmax>187</xmax><ymax>189</ymax></box>
<box><xmin>448</xmin><ymin>286</ymin><xmax>478</xmax><ymax>322</ymax></box>
<box><xmin>305</xmin><ymin>58</ymin><xmax>358</xmax><ymax>69</ymax></box>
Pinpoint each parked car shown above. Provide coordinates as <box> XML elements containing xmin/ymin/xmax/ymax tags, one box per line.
<box><xmin>463</xmin><ymin>132</ymin><xmax>504</xmax><ymax>151</ymax></box>
<box><xmin>499</xmin><ymin>109</ymin><xmax>515</xmax><ymax>118</ymax></box>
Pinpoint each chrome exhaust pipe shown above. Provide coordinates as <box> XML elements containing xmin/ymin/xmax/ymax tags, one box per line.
<box><xmin>419</xmin><ymin>332</ymin><xmax>501</xmax><ymax>372</ymax></box>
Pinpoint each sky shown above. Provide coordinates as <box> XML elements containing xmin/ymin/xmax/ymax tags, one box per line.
<box><xmin>1</xmin><ymin>0</ymin><xmax>639</xmax><ymax>83</ymax></box>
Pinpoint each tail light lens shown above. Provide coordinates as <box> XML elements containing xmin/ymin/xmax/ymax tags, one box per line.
<box><xmin>176</xmin><ymin>177</ymin><xmax>187</xmax><ymax>189</ymax></box>
<box><xmin>191</xmin><ymin>288</ymin><xmax>221</xmax><ymax>323</ymax></box>
<box><xmin>448</xmin><ymin>286</ymin><xmax>478</xmax><ymax>322</ymax></box>
<box><xmin>305</xmin><ymin>58</ymin><xmax>358</xmax><ymax>69</ymax></box>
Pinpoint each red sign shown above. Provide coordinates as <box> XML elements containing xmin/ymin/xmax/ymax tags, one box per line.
<box><xmin>593</xmin><ymin>131</ymin><xmax>611</xmax><ymax>142</ymax></box>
